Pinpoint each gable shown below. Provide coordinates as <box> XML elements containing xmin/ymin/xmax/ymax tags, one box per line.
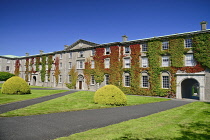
<box><xmin>65</xmin><ymin>39</ymin><xmax>99</xmax><ymax>51</ymax></box>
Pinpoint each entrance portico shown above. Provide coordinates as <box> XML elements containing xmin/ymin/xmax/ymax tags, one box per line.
<box><xmin>176</xmin><ymin>72</ymin><xmax>205</xmax><ymax>101</ymax></box>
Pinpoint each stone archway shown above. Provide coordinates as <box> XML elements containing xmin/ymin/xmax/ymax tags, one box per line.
<box><xmin>33</xmin><ymin>76</ymin><xmax>36</xmax><ymax>86</ymax></box>
<box><xmin>176</xmin><ymin>72</ymin><xmax>205</xmax><ymax>101</ymax></box>
<box><xmin>181</xmin><ymin>78</ymin><xmax>199</xmax><ymax>100</ymax></box>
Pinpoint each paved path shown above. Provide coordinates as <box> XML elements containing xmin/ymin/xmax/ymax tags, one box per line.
<box><xmin>0</xmin><ymin>99</ymin><xmax>192</xmax><ymax>140</ymax></box>
<box><xmin>0</xmin><ymin>90</ymin><xmax>78</xmax><ymax>114</ymax></box>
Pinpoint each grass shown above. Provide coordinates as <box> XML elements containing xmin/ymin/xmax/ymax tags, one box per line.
<box><xmin>0</xmin><ymin>83</ymin><xmax>3</xmax><ymax>87</ymax></box>
<box><xmin>0</xmin><ymin>91</ymin><xmax>169</xmax><ymax>117</ymax></box>
<box><xmin>57</xmin><ymin>101</ymin><xmax>210</xmax><ymax>140</ymax></box>
<box><xmin>0</xmin><ymin>90</ymin><xmax>68</xmax><ymax>105</ymax></box>
<box><xmin>30</xmin><ymin>85</ymin><xmax>52</xmax><ymax>88</ymax></box>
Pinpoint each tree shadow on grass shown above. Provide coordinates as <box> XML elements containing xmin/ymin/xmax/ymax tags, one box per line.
<box><xmin>175</xmin><ymin>121</ymin><xmax>210</xmax><ymax>140</ymax></box>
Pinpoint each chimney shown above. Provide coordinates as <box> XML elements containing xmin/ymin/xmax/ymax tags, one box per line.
<box><xmin>200</xmin><ymin>21</ymin><xmax>207</xmax><ymax>30</ymax></box>
<box><xmin>25</xmin><ymin>53</ymin><xmax>29</xmax><ymax>57</ymax></box>
<box><xmin>122</xmin><ymin>35</ymin><xmax>128</xmax><ymax>42</ymax></box>
<box><xmin>40</xmin><ymin>50</ymin><xmax>44</xmax><ymax>54</ymax></box>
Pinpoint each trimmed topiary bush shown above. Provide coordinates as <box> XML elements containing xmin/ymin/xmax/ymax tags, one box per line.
<box><xmin>94</xmin><ymin>85</ymin><xmax>127</xmax><ymax>106</ymax></box>
<box><xmin>1</xmin><ymin>76</ymin><xmax>31</xmax><ymax>95</ymax></box>
<box><xmin>0</xmin><ymin>72</ymin><xmax>15</xmax><ymax>81</ymax></box>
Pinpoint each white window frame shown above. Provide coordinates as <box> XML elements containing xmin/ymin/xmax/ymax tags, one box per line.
<box><xmin>185</xmin><ymin>38</ymin><xmax>192</xmax><ymax>48</ymax></box>
<box><xmin>105</xmin><ymin>47</ymin><xmax>110</xmax><ymax>55</ymax></box>
<box><xmin>124</xmin><ymin>46</ymin><xmax>130</xmax><ymax>54</ymax></box>
<box><xmin>185</xmin><ymin>54</ymin><xmax>196</xmax><ymax>66</ymax></box>
<box><xmin>141</xmin><ymin>57</ymin><xmax>148</xmax><ymax>68</ymax></box>
<box><xmin>77</xmin><ymin>60</ymin><xmax>84</xmax><ymax>69</ymax></box>
<box><xmin>142</xmin><ymin>75</ymin><xmax>149</xmax><ymax>88</ymax></box>
<box><xmin>162</xmin><ymin>56</ymin><xmax>170</xmax><ymax>67</ymax></box>
<box><xmin>142</xmin><ymin>43</ymin><xmax>148</xmax><ymax>52</ymax></box>
<box><xmin>124</xmin><ymin>73</ymin><xmax>131</xmax><ymax>87</ymax></box>
<box><xmin>162</xmin><ymin>75</ymin><xmax>170</xmax><ymax>89</ymax></box>
<box><xmin>162</xmin><ymin>41</ymin><xmax>169</xmax><ymax>50</ymax></box>
<box><xmin>104</xmin><ymin>58</ymin><xmax>110</xmax><ymax>68</ymax></box>
<box><xmin>91</xmin><ymin>60</ymin><xmax>95</xmax><ymax>69</ymax></box>
<box><xmin>60</xmin><ymin>54</ymin><xmax>62</xmax><ymax>59</ymax></box>
<box><xmin>124</xmin><ymin>58</ymin><xmax>131</xmax><ymax>68</ymax></box>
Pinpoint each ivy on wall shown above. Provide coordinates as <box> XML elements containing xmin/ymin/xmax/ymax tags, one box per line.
<box><xmin>193</xmin><ymin>33</ymin><xmax>210</xmax><ymax>68</ymax></box>
<box><xmin>47</xmin><ymin>55</ymin><xmax>53</xmax><ymax>81</ymax></box>
<box><xmin>35</xmin><ymin>57</ymin><xmax>40</xmax><ymax>72</ymax></box>
<box><xmin>54</xmin><ymin>56</ymin><xmax>60</xmax><ymax>86</ymax></box>
<box><xmin>14</xmin><ymin>59</ymin><xmax>20</xmax><ymax>76</ymax></box>
<box><xmin>40</xmin><ymin>56</ymin><xmax>46</xmax><ymax>82</ymax></box>
<box><xmin>84</xmin><ymin>33</ymin><xmax>209</xmax><ymax>97</ymax></box>
<box><xmin>66</xmin><ymin>65</ymin><xmax>78</xmax><ymax>89</ymax></box>
<box><xmin>25</xmin><ymin>58</ymin><xmax>29</xmax><ymax>82</ymax></box>
<box><xmin>84</xmin><ymin>58</ymin><xmax>92</xmax><ymax>90</ymax></box>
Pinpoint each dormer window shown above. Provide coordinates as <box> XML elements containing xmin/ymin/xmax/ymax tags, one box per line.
<box><xmin>124</xmin><ymin>46</ymin><xmax>130</xmax><ymax>54</ymax></box>
<box><xmin>105</xmin><ymin>47</ymin><xmax>110</xmax><ymax>55</ymax></box>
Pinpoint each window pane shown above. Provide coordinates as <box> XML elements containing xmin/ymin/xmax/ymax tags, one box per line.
<box><xmin>162</xmin><ymin>56</ymin><xmax>170</xmax><ymax>67</ymax></box>
<box><xmin>124</xmin><ymin>58</ymin><xmax>130</xmax><ymax>68</ymax></box>
<box><xmin>125</xmin><ymin>75</ymin><xmax>130</xmax><ymax>87</ymax></box>
<box><xmin>142</xmin><ymin>57</ymin><xmax>148</xmax><ymax>67</ymax></box>
<box><xmin>142</xmin><ymin>76</ymin><xmax>149</xmax><ymax>88</ymax></box>
<box><xmin>162</xmin><ymin>76</ymin><xmax>169</xmax><ymax>88</ymax></box>
<box><xmin>125</xmin><ymin>46</ymin><xmax>130</xmax><ymax>53</ymax></box>
<box><xmin>185</xmin><ymin>54</ymin><xmax>195</xmax><ymax>66</ymax></box>
<box><xmin>142</xmin><ymin>43</ymin><xmax>148</xmax><ymax>52</ymax></box>
<box><xmin>162</xmin><ymin>41</ymin><xmax>169</xmax><ymax>50</ymax></box>
<box><xmin>185</xmin><ymin>39</ymin><xmax>192</xmax><ymax>48</ymax></box>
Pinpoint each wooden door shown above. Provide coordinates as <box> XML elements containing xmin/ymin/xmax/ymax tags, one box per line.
<box><xmin>79</xmin><ymin>81</ymin><xmax>82</xmax><ymax>89</ymax></box>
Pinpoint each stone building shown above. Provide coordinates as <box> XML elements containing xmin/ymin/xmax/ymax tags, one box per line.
<box><xmin>0</xmin><ymin>21</ymin><xmax>210</xmax><ymax>101</ymax></box>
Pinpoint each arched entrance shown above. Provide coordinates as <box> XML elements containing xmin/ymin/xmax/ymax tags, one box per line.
<box><xmin>78</xmin><ymin>75</ymin><xmax>84</xmax><ymax>89</ymax></box>
<box><xmin>33</xmin><ymin>76</ymin><xmax>36</xmax><ymax>86</ymax></box>
<box><xmin>181</xmin><ymin>78</ymin><xmax>199</xmax><ymax>100</ymax></box>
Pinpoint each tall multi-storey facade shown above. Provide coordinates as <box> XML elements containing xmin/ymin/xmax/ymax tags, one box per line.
<box><xmin>1</xmin><ymin>21</ymin><xmax>210</xmax><ymax>101</ymax></box>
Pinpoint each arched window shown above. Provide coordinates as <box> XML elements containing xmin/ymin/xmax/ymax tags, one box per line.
<box><xmin>124</xmin><ymin>72</ymin><xmax>130</xmax><ymax>87</ymax></box>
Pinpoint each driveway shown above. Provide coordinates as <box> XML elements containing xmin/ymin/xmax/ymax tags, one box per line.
<box><xmin>0</xmin><ymin>99</ymin><xmax>192</xmax><ymax>140</ymax></box>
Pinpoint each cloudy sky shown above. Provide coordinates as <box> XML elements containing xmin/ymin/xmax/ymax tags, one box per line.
<box><xmin>0</xmin><ymin>0</ymin><xmax>209</xmax><ymax>56</ymax></box>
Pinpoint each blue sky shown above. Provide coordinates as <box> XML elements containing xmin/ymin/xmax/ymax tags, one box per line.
<box><xmin>0</xmin><ymin>0</ymin><xmax>209</xmax><ymax>56</ymax></box>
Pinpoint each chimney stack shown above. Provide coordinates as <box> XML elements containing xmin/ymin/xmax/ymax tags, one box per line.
<box><xmin>25</xmin><ymin>53</ymin><xmax>29</xmax><ymax>57</ymax></box>
<box><xmin>200</xmin><ymin>21</ymin><xmax>207</xmax><ymax>30</ymax></box>
<box><xmin>122</xmin><ymin>35</ymin><xmax>128</xmax><ymax>42</ymax></box>
<box><xmin>40</xmin><ymin>50</ymin><xmax>44</xmax><ymax>54</ymax></box>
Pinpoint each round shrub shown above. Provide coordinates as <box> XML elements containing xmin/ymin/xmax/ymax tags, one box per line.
<box><xmin>94</xmin><ymin>85</ymin><xmax>127</xmax><ymax>106</ymax></box>
<box><xmin>1</xmin><ymin>76</ymin><xmax>31</xmax><ymax>95</ymax></box>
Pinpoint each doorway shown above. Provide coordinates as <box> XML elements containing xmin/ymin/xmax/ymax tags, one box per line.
<box><xmin>181</xmin><ymin>78</ymin><xmax>199</xmax><ymax>100</ymax></box>
<box><xmin>78</xmin><ymin>75</ymin><xmax>84</xmax><ymax>90</ymax></box>
<box><xmin>33</xmin><ymin>76</ymin><xmax>36</xmax><ymax>86</ymax></box>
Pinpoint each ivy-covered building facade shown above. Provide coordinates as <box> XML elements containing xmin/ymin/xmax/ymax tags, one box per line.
<box><xmin>0</xmin><ymin>21</ymin><xmax>210</xmax><ymax>101</ymax></box>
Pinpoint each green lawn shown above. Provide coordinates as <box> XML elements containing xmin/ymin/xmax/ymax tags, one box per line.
<box><xmin>0</xmin><ymin>83</ymin><xmax>3</xmax><ymax>87</ymax></box>
<box><xmin>57</xmin><ymin>101</ymin><xmax>210</xmax><ymax>140</ymax></box>
<box><xmin>0</xmin><ymin>90</ymin><xmax>68</xmax><ymax>105</ymax></box>
<box><xmin>0</xmin><ymin>91</ymin><xmax>169</xmax><ymax>117</ymax></box>
<box><xmin>30</xmin><ymin>85</ymin><xmax>52</xmax><ymax>88</ymax></box>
